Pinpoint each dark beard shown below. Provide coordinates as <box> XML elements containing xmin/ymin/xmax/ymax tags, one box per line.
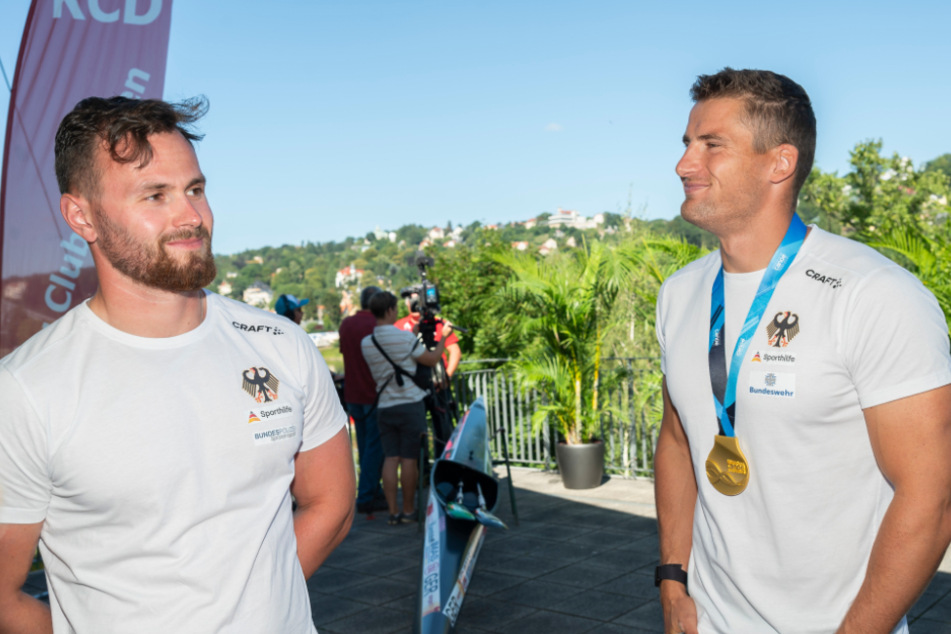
<box><xmin>94</xmin><ymin>209</ymin><xmax>217</xmax><ymax>292</ymax></box>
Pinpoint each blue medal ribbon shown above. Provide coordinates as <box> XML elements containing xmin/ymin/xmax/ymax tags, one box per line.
<box><xmin>708</xmin><ymin>214</ymin><xmax>807</xmax><ymax>437</ymax></box>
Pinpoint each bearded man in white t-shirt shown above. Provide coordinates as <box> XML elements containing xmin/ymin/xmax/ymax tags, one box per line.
<box><xmin>654</xmin><ymin>68</ymin><xmax>951</xmax><ymax>634</ymax></box>
<box><xmin>0</xmin><ymin>96</ymin><xmax>355</xmax><ymax>633</ymax></box>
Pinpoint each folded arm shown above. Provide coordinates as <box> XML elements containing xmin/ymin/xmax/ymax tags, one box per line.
<box><xmin>291</xmin><ymin>427</ymin><xmax>356</xmax><ymax>578</ymax></box>
<box><xmin>655</xmin><ymin>378</ymin><xmax>700</xmax><ymax>634</ymax></box>
<box><xmin>837</xmin><ymin>384</ymin><xmax>951</xmax><ymax>633</ymax></box>
<box><xmin>0</xmin><ymin>521</ymin><xmax>51</xmax><ymax>634</ymax></box>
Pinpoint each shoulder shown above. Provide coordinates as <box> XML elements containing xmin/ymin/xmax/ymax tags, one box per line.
<box><xmin>796</xmin><ymin>228</ymin><xmax>948</xmax><ymax>360</ymax></box>
<box><xmin>373</xmin><ymin>325</ymin><xmax>415</xmax><ymax>344</ymax></box>
<box><xmin>209</xmin><ymin>293</ymin><xmax>315</xmax><ymax>351</ymax></box>
<box><xmin>799</xmin><ymin>228</ymin><xmax>927</xmax><ymax>295</ymax></box>
<box><xmin>341</xmin><ymin>310</ymin><xmax>367</xmax><ymax>326</ymax></box>
<box><xmin>338</xmin><ymin>314</ymin><xmax>355</xmax><ymax>338</ymax></box>
<box><xmin>442</xmin><ymin>326</ymin><xmax>459</xmax><ymax>345</ymax></box>
<box><xmin>663</xmin><ymin>249</ymin><xmax>721</xmax><ymax>285</ymax></box>
<box><xmin>393</xmin><ymin>316</ymin><xmax>414</xmax><ymax>331</ymax></box>
<box><xmin>341</xmin><ymin>311</ymin><xmax>374</xmax><ymax>335</ymax></box>
<box><xmin>658</xmin><ymin>250</ymin><xmax>721</xmax><ymax>304</ymax></box>
<box><xmin>801</xmin><ymin>227</ymin><xmax>897</xmax><ymax>271</ymax></box>
<box><xmin>1</xmin><ymin>302</ymin><xmax>90</xmax><ymax>376</ymax></box>
<box><xmin>211</xmin><ymin>293</ymin><xmax>294</xmax><ymax>333</ymax></box>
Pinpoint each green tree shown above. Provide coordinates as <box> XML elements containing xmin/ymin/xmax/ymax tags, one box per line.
<box><xmin>800</xmin><ymin>140</ymin><xmax>951</xmax><ymax>241</ymax></box>
<box><xmin>320</xmin><ymin>289</ymin><xmax>343</xmax><ymax>330</ymax></box>
<box><xmin>924</xmin><ymin>153</ymin><xmax>951</xmax><ymax>180</ymax></box>
<box><xmin>601</xmin><ymin>212</ymin><xmax>625</xmax><ymax>230</ymax></box>
<box><xmin>432</xmin><ymin>233</ymin><xmax>515</xmax><ymax>360</ymax></box>
<box><xmin>396</xmin><ymin>224</ymin><xmax>427</xmax><ymax>246</ymax></box>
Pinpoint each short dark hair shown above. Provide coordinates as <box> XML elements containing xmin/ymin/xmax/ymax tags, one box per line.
<box><xmin>54</xmin><ymin>96</ymin><xmax>208</xmax><ymax>198</ymax></box>
<box><xmin>360</xmin><ymin>285</ymin><xmax>382</xmax><ymax>310</ymax></box>
<box><xmin>690</xmin><ymin>68</ymin><xmax>816</xmax><ymax>195</ymax></box>
<box><xmin>368</xmin><ymin>291</ymin><xmax>397</xmax><ymax>319</ymax></box>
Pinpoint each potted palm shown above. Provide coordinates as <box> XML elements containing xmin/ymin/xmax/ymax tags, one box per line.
<box><xmin>494</xmin><ymin>241</ymin><xmax>630</xmax><ymax>489</ymax></box>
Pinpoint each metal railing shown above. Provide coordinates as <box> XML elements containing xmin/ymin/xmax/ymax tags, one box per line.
<box><xmin>453</xmin><ymin>358</ymin><xmax>662</xmax><ymax>478</ymax></box>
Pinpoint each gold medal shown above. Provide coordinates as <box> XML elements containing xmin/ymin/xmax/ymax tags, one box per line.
<box><xmin>705</xmin><ymin>435</ymin><xmax>750</xmax><ymax>496</ymax></box>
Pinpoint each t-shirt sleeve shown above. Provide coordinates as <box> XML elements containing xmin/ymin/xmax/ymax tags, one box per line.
<box><xmin>843</xmin><ymin>266</ymin><xmax>951</xmax><ymax>409</ymax></box>
<box><xmin>656</xmin><ymin>279</ymin><xmax>670</xmax><ymax>377</ymax></box>
<box><xmin>297</xmin><ymin>336</ymin><xmax>349</xmax><ymax>453</ymax></box>
<box><xmin>441</xmin><ymin>326</ymin><xmax>459</xmax><ymax>348</ymax></box>
<box><xmin>0</xmin><ymin>366</ymin><xmax>51</xmax><ymax>524</ymax></box>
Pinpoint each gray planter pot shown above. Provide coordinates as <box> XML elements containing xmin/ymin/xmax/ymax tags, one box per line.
<box><xmin>555</xmin><ymin>441</ymin><xmax>605</xmax><ymax>490</ymax></box>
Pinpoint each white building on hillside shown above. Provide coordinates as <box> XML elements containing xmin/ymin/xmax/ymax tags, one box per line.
<box><xmin>546</xmin><ymin>208</ymin><xmax>604</xmax><ymax>230</ymax></box>
<box><xmin>243</xmin><ymin>282</ymin><xmax>272</xmax><ymax>308</ymax></box>
<box><xmin>335</xmin><ymin>264</ymin><xmax>364</xmax><ymax>289</ymax></box>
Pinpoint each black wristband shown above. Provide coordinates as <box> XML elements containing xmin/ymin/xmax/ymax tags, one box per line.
<box><xmin>654</xmin><ymin>564</ymin><xmax>688</xmax><ymax>588</ymax></box>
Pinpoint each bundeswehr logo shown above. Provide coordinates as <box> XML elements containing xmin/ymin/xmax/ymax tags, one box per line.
<box><xmin>242</xmin><ymin>367</ymin><xmax>279</xmax><ymax>403</ymax></box>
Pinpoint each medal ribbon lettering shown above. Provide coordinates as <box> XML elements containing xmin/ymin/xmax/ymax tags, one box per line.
<box><xmin>705</xmin><ymin>214</ymin><xmax>807</xmax><ymax>494</ymax></box>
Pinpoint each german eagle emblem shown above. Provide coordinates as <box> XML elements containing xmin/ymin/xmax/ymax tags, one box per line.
<box><xmin>242</xmin><ymin>367</ymin><xmax>279</xmax><ymax>403</ymax></box>
<box><xmin>765</xmin><ymin>312</ymin><xmax>800</xmax><ymax>348</ymax></box>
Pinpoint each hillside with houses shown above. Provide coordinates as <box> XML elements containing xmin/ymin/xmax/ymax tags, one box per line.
<box><xmin>211</xmin><ymin>208</ymin><xmax>709</xmax><ymax>333</ymax></box>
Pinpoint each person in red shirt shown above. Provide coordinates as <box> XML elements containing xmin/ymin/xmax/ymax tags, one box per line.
<box><xmin>338</xmin><ymin>286</ymin><xmax>386</xmax><ymax>514</ymax></box>
<box><xmin>394</xmin><ymin>293</ymin><xmax>462</xmax><ymax>454</ymax></box>
<box><xmin>393</xmin><ymin>294</ymin><xmax>461</xmax><ymax>380</ymax></box>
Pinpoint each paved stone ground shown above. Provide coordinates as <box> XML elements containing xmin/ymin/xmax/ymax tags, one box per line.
<box><xmin>22</xmin><ymin>466</ymin><xmax>951</xmax><ymax>632</ymax></box>
<box><xmin>307</xmin><ymin>467</ymin><xmax>951</xmax><ymax>633</ymax></box>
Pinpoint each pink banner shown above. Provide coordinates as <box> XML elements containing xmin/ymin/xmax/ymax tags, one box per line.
<box><xmin>0</xmin><ymin>0</ymin><xmax>174</xmax><ymax>356</ymax></box>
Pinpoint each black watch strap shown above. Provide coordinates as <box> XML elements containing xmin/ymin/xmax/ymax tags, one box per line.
<box><xmin>654</xmin><ymin>564</ymin><xmax>687</xmax><ymax>588</ymax></box>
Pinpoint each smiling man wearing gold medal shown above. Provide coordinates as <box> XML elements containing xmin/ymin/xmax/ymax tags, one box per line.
<box><xmin>654</xmin><ymin>69</ymin><xmax>951</xmax><ymax>634</ymax></box>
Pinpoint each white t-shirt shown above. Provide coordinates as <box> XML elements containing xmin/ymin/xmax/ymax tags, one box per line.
<box><xmin>656</xmin><ymin>226</ymin><xmax>951</xmax><ymax>633</ymax></box>
<box><xmin>361</xmin><ymin>325</ymin><xmax>427</xmax><ymax>408</ymax></box>
<box><xmin>0</xmin><ymin>292</ymin><xmax>347</xmax><ymax>633</ymax></box>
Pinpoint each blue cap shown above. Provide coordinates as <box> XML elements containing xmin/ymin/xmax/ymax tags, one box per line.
<box><xmin>275</xmin><ymin>294</ymin><xmax>310</xmax><ymax>317</ymax></box>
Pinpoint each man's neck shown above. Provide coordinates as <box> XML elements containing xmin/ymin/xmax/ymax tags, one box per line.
<box><xmin>88</xmin><ymin>265</ymin><xmax>207</xmax><ymax>337</ymax></box>
<box><xmin>719</xmin><ymin>233</ymin><xmax>782</xmax><ymax>273</ymax></box>
<box><xmin>717</xmin><ymin>206</ymin><xmax>800</xmax><ymax>273</ymax></box>
<box><xmin>376</xmin><ymin>315</ymin><xmax>398</xmax><ymax>327</ymax></box>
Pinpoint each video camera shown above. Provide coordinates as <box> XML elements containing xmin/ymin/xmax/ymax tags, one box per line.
<box><xmin>399</xmin><ymin>253</ymin><xmax>441</xmax><ymax>321</ymax></box>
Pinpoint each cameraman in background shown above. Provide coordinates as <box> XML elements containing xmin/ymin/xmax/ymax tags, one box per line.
<box><xmin>395</xmin><ymin>293</ymin><xmax>461</xmax><ymax>381</ymax></box>
<box><xmin>361</xmin><ymin>291</ymin><xmax>452</xmax><ymax>524</ymax></box>
<box><xmin>396</xmin><ymin>271</ymin><xmax>462</xmax><ymax>457</ymax></box>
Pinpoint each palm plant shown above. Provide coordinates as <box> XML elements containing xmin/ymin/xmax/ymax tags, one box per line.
<box><xmin>606</xmin><ymin>234</ymin><xmax>710</xmax><ymax>443</ymax></box>
<box><xmin>493</xmin><ymin>241</ymin><xmax>633</xmax><ymax>445</ymax></box>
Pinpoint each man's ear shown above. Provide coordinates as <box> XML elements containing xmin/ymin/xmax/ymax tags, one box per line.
<box><xmin>60</xmin><ymin>193</ymin><xmax>97</xmax><ymax>243</ymax></box>
<box><xmin>769</xmin><ymin>144</ymin><xmax>799</xmax><ymax>185</ymax></box>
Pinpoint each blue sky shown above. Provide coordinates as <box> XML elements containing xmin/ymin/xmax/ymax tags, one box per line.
<box><xmin>2</xmin><ymin>1</ymin><xmax>950</xmax><ymax>255</ymax></box>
